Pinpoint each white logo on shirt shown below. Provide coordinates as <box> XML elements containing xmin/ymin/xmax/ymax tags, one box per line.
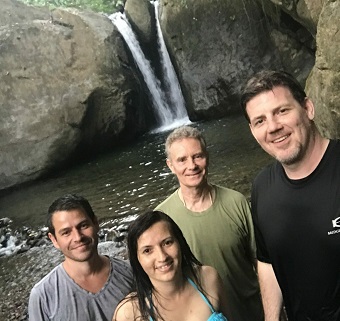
<box><xmin>332</xmin><ymin>217</ymin><xmax>340</xmax><ymax>228</ymax></box>
<box><xmin>328</xmin><ymin>217</ymin><xmax>340</xmax><ymax>235</ymax></box>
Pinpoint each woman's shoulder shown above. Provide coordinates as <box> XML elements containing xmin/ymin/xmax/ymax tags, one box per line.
<box><xmin>114</xmin><ymin>293</ymin><xmax>140</xmax><ymax>321</ymax></box>
<box><xmin>196</xmin><ymin>266</ymin><xmax>222</xmax><ymax>311</ymax></box>
<box><xmin>199</xmin><ymin>265</ymin><xmax>220</xmax><ymax>284</ymax></box>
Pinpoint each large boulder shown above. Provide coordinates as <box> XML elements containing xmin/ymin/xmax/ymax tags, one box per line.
<box><xmin>1</xmin><ymin>0</ymin><xmax>339</xmax><ymax>192</ymax></box>
<box><xmin>125</xmin><ymin>0</ymin><xmax>156</xmax><ymax>44</ymax></box>
<box><xmin>306</xmin><ymin>0</ymin><xmax>340</xmax><ymax>139</ymax></box>
<box><xmin>262</xmin><ymin>0</ymin><xmax>325</xmax><ymax>35</ymax></box>
<box><xmin>158</xmin><ymin>0</ymin><xmax>314</xmax><ymax>119</ymax></box>
<box><xmin>0</xmin><ymin>0</ymin><xmax>145</xmax><ymax>191</ymax></box>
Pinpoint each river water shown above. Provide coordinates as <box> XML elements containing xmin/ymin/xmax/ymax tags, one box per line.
<box><xmin>0</xmin><ymin>116</ymin><xmax>271</xmax><ymax>231</ymax></box>
<box><xmin>0</xmin><ymin>116</ymin><xmax>272</xmax><ymax>320</ymax></box>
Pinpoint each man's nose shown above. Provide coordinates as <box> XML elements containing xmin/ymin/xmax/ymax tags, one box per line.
<box><xmin>72</xmin><ymin>229</ymin><xmax>83</xmax><ymax>241</ymax></box>
<box><xmin>267</xmin><ymin>117</ymin><xmax>283</xmax><ymax>133</ymax></box>
<box><xmin>188</xmin><ymin>157</ymin><xmax>197</xmax><ymax>169</ymax></box>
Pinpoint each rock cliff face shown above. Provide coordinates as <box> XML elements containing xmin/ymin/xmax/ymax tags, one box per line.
<box><xmin>0</xmin><ymin>0</ymin><xmax>146</xmax><ymax>191</ymax></box>
<box><xmin>157</xmin><ymin>0</ymin><xmax>315</xmax><ymax>119</ymax></box>
<box><xmin>306</xmin><ymin>0</ymin><xmax>340</xmax><ymax>139</ymax></box>
<box><xmin>264</xmin><ymin>0</ymin><xmax>325</xmax><ymax>35</ymax></box>
<box><xmin>1</xmin><ymin>0</ymin><xmax>339</xmax><ymax>191</ymax></box>
<box><xmin>159</xmin><ymin>0</ymin><xmax>275</xmax><ymax>118</ymax></box>
<box><xmin>125</xmin><ymin>0</ymin><xmax>155</xmax><ymax>44</ymax></box>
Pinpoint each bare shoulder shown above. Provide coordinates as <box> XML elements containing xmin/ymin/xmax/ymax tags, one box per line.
<box><xmin>197</xmin><ymin>267</ymin><xmax>232</xmax><ymax>320</ymax></box>
<box><xmin>199</xmin><ymin>265</ymin><xmax>220</xmax><ymax>286</ymax></box>
<box><xmin>113</xmin><ymin>293</ymin><xmax>139</xmax><ymax>321</ymax></box>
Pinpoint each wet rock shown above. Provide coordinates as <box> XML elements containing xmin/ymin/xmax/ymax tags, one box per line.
<box><xmin>0</xmin><ymin>0</ymin><xmax>148</xmax><ymax>191</ymax></box>
<box><xmin>0</xmin><ymin>217</ymin><xmax>12</xmax><ymax>227</ymax></box>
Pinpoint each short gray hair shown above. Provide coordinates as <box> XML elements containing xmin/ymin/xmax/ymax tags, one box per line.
<box><xmin>165</xmin><ymin>126</ymin><xmax>207</xmax><ymax>159</ymax></box>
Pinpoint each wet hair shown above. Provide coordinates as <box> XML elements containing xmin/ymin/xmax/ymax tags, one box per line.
<box><xmin>127</xmin><ymin>210</ymin><xmax>202</xmax><ymax>321</ymax></box>
<box><xmin>165</xmin><ymin>125</ymin><xmax>207</xmax><ymax>159</ymax></box>
<box><xmin>47</xmin><ymin>194</ymin><xmax>95</xmax><ymax>236</ymax></box>
<box><xmin>240</xmin><ymin>70</ymin><xmax>307</xmax><ymax>123</ymax></box>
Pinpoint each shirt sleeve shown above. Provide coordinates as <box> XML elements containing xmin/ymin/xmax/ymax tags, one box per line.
<box><xmin>242</xmin><ymin>197</ymin><xmax>257</xmax><ymax>261</ymax></box>
<box><xmin>28</xmin><ymin>286</ymin><xmax>49</xmax><ymax>321</ymax></box>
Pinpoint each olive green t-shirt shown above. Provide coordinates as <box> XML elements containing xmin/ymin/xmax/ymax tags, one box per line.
<box><xmin>156</xmin><ymin>184</ymin><xmax>263</xmax><ymax>321</ymax></box>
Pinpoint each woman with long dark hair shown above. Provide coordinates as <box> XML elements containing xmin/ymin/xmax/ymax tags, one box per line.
<box><xmin>113</xmin><ymin>210</ymin><xmax>232</xmax><ymax>321</ymax></box>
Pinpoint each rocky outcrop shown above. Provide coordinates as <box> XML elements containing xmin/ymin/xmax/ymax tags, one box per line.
<box><xmin>263</xmin><ymin>0</ymin><xmax>325</xmax><ymax>35</ymax></box>
<box><xmin>0</xmin><ymin>0</ymin><xmax>146</xmax><ymax>191</ymax></box>
<box><xmin>158</xmin><ymin>0</ymin><xmax>315</xmax><ymax>119</ymax></box>
<box><xmin>1</xmin><ymin>0</ymin><xmax>339</xmax><ymax>192</ymax></box>
<box><xmin>125</xmin><ymin>0</ymin><xmax>156</xmax><ymax>44</ymax></box>
<box><xmin>306</xmin><ymin>0</ymin><xmax>340</xmax><ymax>139</ymax></box>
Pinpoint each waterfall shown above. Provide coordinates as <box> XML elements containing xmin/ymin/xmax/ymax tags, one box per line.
<box><xmin>109</xmin><ymin>7</ymin><xmax>189</xmax><ymax>132</ymax></box>
<box><xmin>153</xmin><ymin>0</ymin><xmax>187</xmax><ymax>120</ymax></box>
<box><xmin>109</xmin><ymin>12</ymin><xmax>173</xmax><ymax>126</ymax></box>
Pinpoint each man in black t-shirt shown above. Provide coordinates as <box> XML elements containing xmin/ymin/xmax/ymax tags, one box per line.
<box><xmin>240</xmin><ymin>70</ymin><xmax>340</xmax><ymax>321</ymax></box>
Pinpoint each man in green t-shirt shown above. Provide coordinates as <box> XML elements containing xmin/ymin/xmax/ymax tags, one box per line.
<box><xmin>156</xmin><ymin>125</ymin><xmax>263</xmax><ymax>321</ymax></box>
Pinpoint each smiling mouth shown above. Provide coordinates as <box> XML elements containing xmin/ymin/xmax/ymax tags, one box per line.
<box><xmin>272</xmin><ymin>134</ymin><xmax>290</xmax><ymax>143</ymax></box>
<box><xmin>72</xmin><ymin>243</ymin><xmax>90</xmax><ymax>250</ymax></box>
<box><xmin>156</xmin><ymin>261</ymin><xmax>173</xmax><ymax>272</ymax></box>
<box><xmin>187</xmin><ymin>171</ymin><xmax>201</xmax><ymax>177</ymax></box>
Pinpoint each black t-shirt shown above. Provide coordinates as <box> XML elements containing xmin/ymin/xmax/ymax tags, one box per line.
<box><xmin>251</xmin><ymin>140</ymin><xmax>340</xmax><ymax>321</ymax></box>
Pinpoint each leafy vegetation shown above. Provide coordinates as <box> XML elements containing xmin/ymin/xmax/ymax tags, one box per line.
<box><xmin>18</xmin><ymin>0</ymin><xmax>125</xmax><ymax>13</ymax></box>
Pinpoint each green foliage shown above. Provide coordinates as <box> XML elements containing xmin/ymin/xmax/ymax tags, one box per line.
<box><xmin>18</xmin><ymin>0</ymin><xmax>125</xmax><ymax>13</ymax></box>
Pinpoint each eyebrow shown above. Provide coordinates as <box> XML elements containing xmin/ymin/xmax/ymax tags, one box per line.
<box><xmin>57</xmin><ymin>219</ymin><xmax>90</xmax><ymax>235</ymax></box>
<box><xmin>138</xmin><ymin>236</ymin><xmax>173</xmax><ymax>249</ymax></box>
<box><xmin>250</xmin><ymin>104</ymin><xmax>290</xmax><ymax>122</ymax></box>
<box><xmin>138</xmin><ymin>245</ymin><xmax>152</xmax><ymax>251</ymax></box>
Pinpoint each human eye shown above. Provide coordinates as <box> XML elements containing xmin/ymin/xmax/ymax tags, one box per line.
<box><xmin>142</xmin><ymin>247</ymin><xmax>152</xmax><ymax>255</ymax></box>
<box><xmin>80</xmin><ymin>222</ymin><xmax>90</xmax><ymax>229</ymax></box>
<box><xmin>163</xmin><ymin>238</ymin><xmax>174</xmax><ymax>247</ymax></box>
<box><xmin>194</xmin><ymin>153</ymin><xmax>204</xmax><ymax>159</ymax></box>
<box><xmin>278</xmin><ymin>106</ymin><xmax>290</xmax><ymax>115</ymax></box>
<box><xmin>252</xmin><ymin>118</ymin><xmax>263</xmax><ymax>127</ymax></box>
<box><xmin>60</xmin><ymin>229</ymin><xmax>71</xmax><ymax>237</ymax></box>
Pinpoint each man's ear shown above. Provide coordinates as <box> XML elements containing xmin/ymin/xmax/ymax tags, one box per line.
<box><xmin>48</xmin><ymin>232</ymin><xmax>60</xmax><ymax>250</ymax></box>
<box><xmin>303</xmin><ymin>98</ymin><xmax>315</xmax><ymax>120</ymax></box>
<box><xmin>93</xmin><ymin>216</ymin><xmax>100</xmax><ymax>233</ymax></box>
<box><xmin>166</xmin><ymin>158</ymin><xmax>175</xmax><ymax>174</ymax></box>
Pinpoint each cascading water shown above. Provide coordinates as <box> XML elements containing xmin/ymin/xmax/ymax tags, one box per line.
<box><xmin>109</xmin><ymin>5</ymin><xmax>189</xmax><ymax>131</ymax></box>
<box><xmin>109</xmin><ymin>12</ymin><xmax>173</xmax><ymax>126</ymax></box>
<box><xmin>153</xmin><ymin>0</ymin><xmax>187</xmax><ymax>121</ymax></box>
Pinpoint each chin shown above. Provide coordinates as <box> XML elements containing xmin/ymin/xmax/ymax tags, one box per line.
<box><xmin>276</xmin><ymin>151</ymin><xmax>302</xmax><ymax>165</ymax></box>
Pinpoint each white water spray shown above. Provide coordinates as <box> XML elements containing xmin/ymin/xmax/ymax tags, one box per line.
<box><xmin>109</xmin><ymin>8</ymin><xmax>190</xmax><ymax>131</ymax></box>
<box><xmin>109</xmin><ymin>12</ymin><xmax>173</xmax><ymax>125</ymax></box>
<box><xmin>153</xmin><ymin>0</ymin><xmax>188</xmax><ymax>120</ymax></box>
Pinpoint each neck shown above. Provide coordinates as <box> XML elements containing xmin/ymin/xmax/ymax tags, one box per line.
<box><xmin>284</xmin><ymin>135</ymin><xmax>329</xmax><ymax>179</ymax></box>
<box><xmin>63</xmin><ymin>253</ymin><xmax>107</xmax><ymax>279</ymax></box>
<box><xmin>152</xmin><ymin>274</ymin><xmax>187</xmax><ymax>301</ymax></box>
<box><xmin>179</xmin><ymin>182</ymin><xmax>214</xmax><ymax>212</ymax></box>
<box><xmin>63</xmin><ymin>255</ymin><xmax>110</xmax><ymax>293</ymax></box>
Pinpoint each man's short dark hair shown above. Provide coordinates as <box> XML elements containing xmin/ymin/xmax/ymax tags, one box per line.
<box><xmin>47</xmin><ymin>194</ymin><xmax>95</xmax><ymax>236</ymax></box>
<box><xmin>240</xmin><ymin>70</ymin><xmax>307</xmax><ymax>123</ymax></box>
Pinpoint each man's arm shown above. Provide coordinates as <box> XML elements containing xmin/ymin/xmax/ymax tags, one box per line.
<box><xmin>257</xmin><ymin>261</ymin><xmax>283</xmax><ymax>321</ymax></box>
